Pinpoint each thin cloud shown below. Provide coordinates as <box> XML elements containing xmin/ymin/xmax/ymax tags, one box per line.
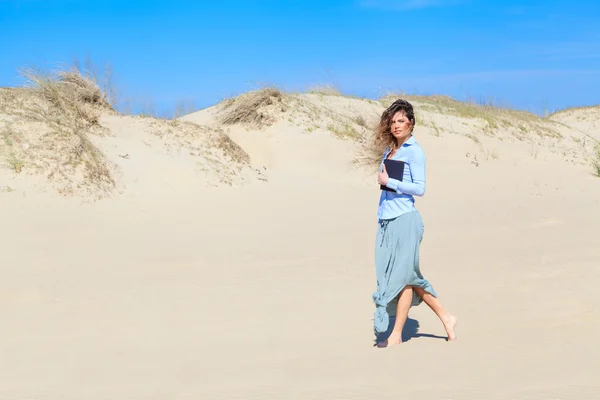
<box><xmin>359</xmin><ymin>0</ymin><xmax>462</xmax><ymax>10</ymax></box>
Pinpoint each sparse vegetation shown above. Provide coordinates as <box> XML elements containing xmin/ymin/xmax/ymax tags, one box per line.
<box><xmin>1</xmin><ymin>124</ymin><xmax>15</xmax><ymax>146</ymax></box>
<box><xmin>3</xmin><ymin>151</ymin><xmax>24</xmax><ymax>173</ymax></box>
<box><xmin>216</xmin><ymin>88</ymin><xmax>374</xmax><ymax>145</ymax></box>
<box><xmin>141</xmin><ymin>118</ymin><xmax>257</xmax><ymax>185</ymax></box>
<box><xmin>0</xmin><ymin>124</ymin><xmax>22</xmax><ymax>173</ymax></box>
<box><xmin>327</xmin><ymin>123</ymin><xmax>361</xmax><ymax>140</ymax></box>
<box><xmin>0</xmin><ymin>65</ymin><xmax>117</xmax><ymax>195</ymax></box>
<box><xmin>219</xmin><ymin>87</ymin><xmax>287</xmax><ymax>128</ymax></box>
<box><xmin>353</xmin><ymin>115</ymin><xmax>370</xmax><ymax>129</ymax></box>
<box><xmin>24</xmin><ymin>66</ymin><xmax>115</xmax><ymax>190</ymax></box>
<box><xmin>465</xmin><ymin>133</ymin><xmax>480</xmax><ymax>144</ymax></box>
<box><xmin>170</xmin><ymin>98</ymin><xmax>199</xmax><ymax>119</ymax></box>
<box><xmin>483</xmin><ymin>147</ymin><xmax>499</xmax><ymax>161</ymax></box>
<box><xmin>307</xmin><ymin>84</ymin><xmax>341</xmax><ymax>96</ymax></box>
<box><xmin>380</xmin><ymin>93</ymin><xmax>561</xmax><ymax>139</ymax></box>
<box><xmin>0</xmin><ymin>88</ymin><xmax>19</xmax><ymax>115</ymax></box>
<box><xmin>428</xmin><ymin>120</ymin><xmax>441</xmax><ymax>137</ymax></box>
<box><xmin>519</xmin><ymin>124</ymin><xmax>527</xmax><ymax>133</ymax></box>
<box><xmin>1</xmin><ymin>61</ymin><xmax>266</xmax><ymax>195</ymax></box>
<box><xmin>21</xmin><ymin>65</ymin><xmax>113</xmax><ymax>124</ymax></box>
<box><xmin>213</xmin><ymin>130</ymin><xmax>250</xmax><ymax>164</ymax></box>
<box><xmin>529</xmin><ymin>139</ymin><xmax>539</xmax><ymax>159</ymax></box>
<box><xmin>2</xmin><ymin>63</ymin><xmax>598</xmax><ymax>196</ymax></box>
<box><xmin>548</xmin><ymin>104</ymin><xmax>600</xmax><ymax>119</ymax></box>
<box><xmin>593</xmin><ymin>143</ymin><xmax>600</xmax><ymax>177</ymax></box>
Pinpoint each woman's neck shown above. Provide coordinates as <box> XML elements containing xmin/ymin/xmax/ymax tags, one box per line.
<box><xmin>394</xmin><ymin>135</ymin><xmax>411</xmax><ymax>148</ymax></box>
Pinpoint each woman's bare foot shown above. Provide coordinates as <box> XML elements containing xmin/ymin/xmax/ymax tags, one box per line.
<box><xmin>442</xmin><ymin>314</ymin><xmax>458</xmax><ymax>341</ymax></box>
<box><xmin>375</xmin><ymin>331</ymin><xmax>402</xmax><ymax>348</ymax></box>
<box><xmin>412</xmin><ymin>288</ymin><xmax>457</xmax><ymax>341</ymax></box>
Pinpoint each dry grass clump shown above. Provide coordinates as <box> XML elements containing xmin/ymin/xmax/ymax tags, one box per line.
<box><xmin>21</xmin><ymin>66</ymin><xmax>113</xmax><ymax>125</ymax></box>
<box><xmin>219</xmin><ymin>87</ymin><xmax>287</xmax><ymax>128</ymax></box>
<box><xmin>354</xmin><ymin>115</ymin><xmax>369</xmax><ymax>128</ymax></box>
<box><xmin>1</xmin><ymin>123</ymin><xmax>21</xmax><ymax>170</ymax></box>
<box><xmin>213</xmin><ymin>131</ymin><xmax>250</xmax><ymax>164</ymax></box>
<box><xmin>0</xmin><ymin>65</ymin><xmax>116</xmax><ymax>196</ymax></box>
<box><xmin>6</xmin><ymin>153</ymin><xmax>24</xmax><ymax>173</ymax></box>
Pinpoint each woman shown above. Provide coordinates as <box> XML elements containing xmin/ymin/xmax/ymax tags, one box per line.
<box><xmin>372</xmin><ymin>99</ymin><xmax>457</xmax><ymax>347</ymax></box>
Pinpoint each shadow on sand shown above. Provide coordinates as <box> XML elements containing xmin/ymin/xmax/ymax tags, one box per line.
<box><xmin>374</xmin><ymin>316</ymin><xmax>447</xmax><ymax>345</ymax></box>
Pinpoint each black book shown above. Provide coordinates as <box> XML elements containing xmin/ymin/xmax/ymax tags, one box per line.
<box><xmin>380</xmin><ymin>159</ymin><xmax>405</xmax><ymax>192</ymax></box>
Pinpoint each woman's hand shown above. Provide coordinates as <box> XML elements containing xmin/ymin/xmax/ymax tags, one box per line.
<box><xmin>378</xmin><ymin>164</ymin><xmax>389</xmax><ymax>186</ymax></box>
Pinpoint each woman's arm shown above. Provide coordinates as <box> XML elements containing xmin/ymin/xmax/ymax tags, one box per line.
<box><xmin>386</xmin><ymin>147</ymin><xmax>426</xmax><ymax>196</ymax></box>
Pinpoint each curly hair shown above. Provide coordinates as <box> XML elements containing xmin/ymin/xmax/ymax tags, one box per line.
<box><xmin>373</xmin><ymin>98</ymin><xmax>416</xmax><ymax>154</ymax></box>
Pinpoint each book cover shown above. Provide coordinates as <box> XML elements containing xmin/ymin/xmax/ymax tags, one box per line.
<box><xmin>380</xmin><ymin>159</ymin><xmax>405</xmax><ymax>192</ymax></box>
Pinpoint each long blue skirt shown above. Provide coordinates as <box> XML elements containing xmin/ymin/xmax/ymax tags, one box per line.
<box><xmin>372</xmin><ymin>210</ymin><xmax>437</xmax><ymax>334</ymax></box>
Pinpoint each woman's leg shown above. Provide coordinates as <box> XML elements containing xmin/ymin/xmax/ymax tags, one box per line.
<box><xmin>377</xmin><ymin>286</ymin><xmax>413</xmax><ymax>347</ymax></box>
<box><xmin>413</xmin><ymin>287</ymin><xmax>458</xmax><ymax>341</ymax></box>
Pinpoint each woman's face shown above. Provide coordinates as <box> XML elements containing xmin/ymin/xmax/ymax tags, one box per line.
<box><xmin>390</xmin><ymin>111</ymin><xmax>413</xmax><ymax>144</ymax></box>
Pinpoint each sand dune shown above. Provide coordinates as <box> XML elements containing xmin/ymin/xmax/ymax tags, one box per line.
<box><xmin>1</xmin><ymin>79</ymin><xmax>600</xmax><ymax>399</ymax></box>
<box><xmin>550</xmin><ymin>105</ymin><xmax>600</xmax><ymax>141</ymax></box>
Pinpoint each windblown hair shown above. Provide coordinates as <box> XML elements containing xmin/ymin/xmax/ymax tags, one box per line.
<box><xmin>373</xmin><ymin>98</ymin><xmax>416</xmax><ymax>155</ymax></box>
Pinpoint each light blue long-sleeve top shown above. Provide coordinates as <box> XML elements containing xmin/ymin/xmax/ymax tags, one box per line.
<box><xmin>377</xmin><ymin>135</ymin><xmax>426</xmax><ymax>220</ymax></box>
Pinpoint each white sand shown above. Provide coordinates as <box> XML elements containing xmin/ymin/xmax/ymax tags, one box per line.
<box><xmin>1</xmin><ymin>92</ymin><xmax>599</xmax><ymax>399</ymax></box>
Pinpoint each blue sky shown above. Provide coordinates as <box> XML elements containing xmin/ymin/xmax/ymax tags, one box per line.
<box><xmin>1</xmin><ymin>0</ymin><xmax>600</xmax><ymax>115</ymax></box>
